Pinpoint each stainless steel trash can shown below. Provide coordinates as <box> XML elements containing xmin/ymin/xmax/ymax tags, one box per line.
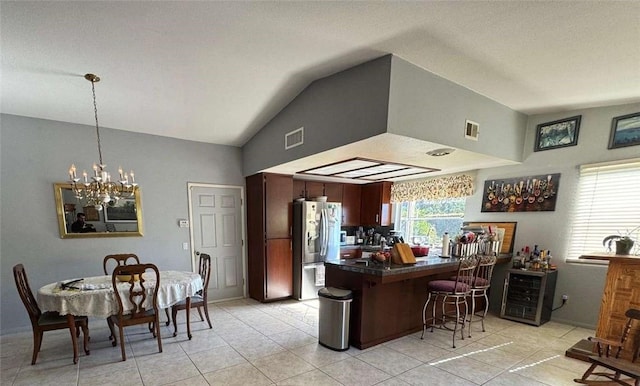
<box><xmin>318</xmin><ymin>287</ymin><xmax>353</xmax><ymax>351</ymax></box>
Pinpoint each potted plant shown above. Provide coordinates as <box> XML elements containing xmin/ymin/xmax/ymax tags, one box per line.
<box><xmin>603</xmin><ymin>226</ymin><xmax>639</xmax><ymax>255</ymax></box>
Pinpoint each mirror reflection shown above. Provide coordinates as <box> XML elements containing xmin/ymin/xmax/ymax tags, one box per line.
<box><xmin>54</xmin><ymin>183</ymin><xmax>143</xmax><ymax>238</ymax></box>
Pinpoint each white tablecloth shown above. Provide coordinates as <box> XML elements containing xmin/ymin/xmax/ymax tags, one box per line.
<box><xmin>37</xmin><ymin>271</ymin><xmax>203</xmax><ymax>318</ymax></box>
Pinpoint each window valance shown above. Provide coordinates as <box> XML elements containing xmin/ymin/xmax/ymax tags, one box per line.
<box><xmin>390</xmin><ymin>174</ymin><xmax>474</xmax><ymax>202</ymax></box>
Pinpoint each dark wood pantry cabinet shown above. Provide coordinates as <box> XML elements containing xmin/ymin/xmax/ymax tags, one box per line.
<box><xmin>246</xmin><ymin>173</ymin><xmax>293</xmax><ymax>302</ymax></box>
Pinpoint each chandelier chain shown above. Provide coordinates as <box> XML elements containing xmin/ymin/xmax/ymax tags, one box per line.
<box><xmin>66</xmin><ymin>73</ymin><xmax>138</xmax><ymax>211</ymax></box>
<box><xmin>91</xmin><ymin>80</ymin><xmax>104</xmax><ymax>166</ymax></box>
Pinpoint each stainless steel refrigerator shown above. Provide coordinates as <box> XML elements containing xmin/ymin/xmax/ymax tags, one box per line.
<box><xmin>293</xmin><ymin>200</ymin><xmax>342</xmax><ymax>300</ymax></box>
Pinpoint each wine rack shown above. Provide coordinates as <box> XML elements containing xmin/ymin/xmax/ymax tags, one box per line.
<box><xmin>500</xmin><ymin>269</ymin><xmax>557</xmax><ymax>326</ymax></box>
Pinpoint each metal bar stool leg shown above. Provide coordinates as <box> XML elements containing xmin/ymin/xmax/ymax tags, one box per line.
<box><xmin>421</xmin><ymin>292</ymin><xmax>433</xmax><ymax>339</ymax></box>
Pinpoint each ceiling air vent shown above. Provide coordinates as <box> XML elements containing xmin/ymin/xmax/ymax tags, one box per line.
<box><xmin>285</xmin><ymin>127</ymin><xmax>304</xmax><ymax>150</ymax></box>
<box><xmin>465</xmin><ymin>120</ymin><xmax>479</xmax><ymax>141</ymax></box>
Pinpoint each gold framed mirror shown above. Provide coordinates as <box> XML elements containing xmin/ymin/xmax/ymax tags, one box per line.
<box><xmin>54</xmin><ymin>183</ymin><xmax>144</xmax><ymax>238</ymax></box>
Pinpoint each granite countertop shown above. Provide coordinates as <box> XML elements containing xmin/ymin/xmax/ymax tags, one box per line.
<box><xmin>325</xmin><ymin>256</ymin><xmax>461</xmax><ymax>276</ymax></box>
<box><xmin>340</xmin><ymin>244</ymin><xmax>387</xmax><ymax>251</ymax></box>
<box><xmin>325</xmin><ymin>254</ymin><xmax>512</xmax><ymax>277</ymax></box>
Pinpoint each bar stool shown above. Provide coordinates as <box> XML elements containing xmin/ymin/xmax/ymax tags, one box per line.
<box><xmin>467</xmin><ymin>254</ymin><xmax>497</xmax><ymax>337</ymax></box>
<box><xmin>421</xmin><ymin>255</ymin><xmax>478</xmax><ymax>348</ymax></box>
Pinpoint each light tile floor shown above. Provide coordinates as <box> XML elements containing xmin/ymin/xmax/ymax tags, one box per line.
<box><xmin>1</xmin><ymin>298</ymin><xmax>594</xmax><ymax>385</ymax></box>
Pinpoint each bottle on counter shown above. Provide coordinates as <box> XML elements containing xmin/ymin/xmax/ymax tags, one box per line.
<box><xmin>513</xmin><ymin>251</ymin><xmax>522</xmax><ymax>268</ymax></box>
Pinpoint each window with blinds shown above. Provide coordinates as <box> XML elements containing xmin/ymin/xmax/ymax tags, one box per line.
<box><xmin>567</xmin><ymin>159</ymin><xmax>640</xmax><ymax>261</ymax></box>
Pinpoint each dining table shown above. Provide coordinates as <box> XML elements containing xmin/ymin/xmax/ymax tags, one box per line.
<box><xmin>37</xmin><ymin>270</ymin><xmax>203</xmax><ymax>363</ymax></box>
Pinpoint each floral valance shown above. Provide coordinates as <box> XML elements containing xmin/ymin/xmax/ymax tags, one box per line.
<box><xmin>390</xmin><ymin>174</ymin><xmax>474</xmax><ymax>202</ymax></box>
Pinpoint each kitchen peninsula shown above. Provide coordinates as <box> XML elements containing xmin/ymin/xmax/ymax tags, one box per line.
<box><xmin>325</xmin><ymin>255</ymin><xmax>510</xmax><ymax>349</ymax></box>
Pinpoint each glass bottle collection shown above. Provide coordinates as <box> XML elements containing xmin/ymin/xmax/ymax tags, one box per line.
<box><xmin>513</xmin><ymin>244</ymin><xmax>554</xmax><ymax>271</ymax></box>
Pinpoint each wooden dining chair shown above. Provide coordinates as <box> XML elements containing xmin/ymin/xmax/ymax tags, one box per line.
<box><xmin>170</xmin><ymin>253</ymin><xmax>212</xmax><ymax>339</ymax></box>
<box><xmin>103</xmin><ymin>253</ymin><xmax>140</xmax><ymax>275</ymax></box>
<box><xmin>107</xmin><ymin>263</ymin><xmax>162</xmax><ymax>361</ymax></box>
<box><xmin>574</xmin><ymin>308</ymin><xmax>640</xmax><ymax>386</ymax></box>
<box><xmin>13</xmin><ymin>264</ymin><xmax>90</xmax><ymax>365</ymax></box>
<box><xmin>103</xmin><ymin>253</ymin><xmax>150</xmax><ymax>339</ymax></box>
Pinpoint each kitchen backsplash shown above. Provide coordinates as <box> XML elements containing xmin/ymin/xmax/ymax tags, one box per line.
<box><xmin>341</xmin><ymin>225</ymin><xmax>394</xmax><ymax>238</ymax></box>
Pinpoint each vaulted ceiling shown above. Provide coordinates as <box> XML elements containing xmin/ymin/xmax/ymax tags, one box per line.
<box><xmin>2</xmin><ymin>1</ymin><xmax>639</xmax><ymax>151</ymax></box>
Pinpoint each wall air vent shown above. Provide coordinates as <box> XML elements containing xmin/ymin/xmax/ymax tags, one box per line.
<box><xmin>285</xmin><ymin>127</ymin><xmax>304</xmax><ymax>150</ymax></box>
<box><xmin>465</xmin><ymin>120</ymin><xmax>479</xmax><ymax>141</ymax></box>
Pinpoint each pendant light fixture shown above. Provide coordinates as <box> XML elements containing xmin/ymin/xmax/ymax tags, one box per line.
<box><xmin>68</xmin><ymin>74</ymin><xmax>138</xmax><ymax>210</ymax></box>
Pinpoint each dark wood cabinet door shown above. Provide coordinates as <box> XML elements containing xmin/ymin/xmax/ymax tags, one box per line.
<box><xmin>246</xmin><ymin>174</ymin><xmax>267</xmax><ymax>301</ymax></box>
<box><xmin>324</xmin><ymin>182</ymin><xmax>343</xmax><ymax>203</ymax></box>
<box><xmin>265</xmin><ymin>174</ymin><xmax>293</xmax><ymax>239</ymax></box>
<box><xmin>360</xmin><ymin>182</ymin><xmax>392</xmax><ymax>226</ymax></box>
<box><xmin>305</xmin><ymin>181</ymin><xmax>324</xmax><ymax>199</ymax></box>
<box><xmin>342</xmin><ymin>184</ymin><xmax>361</xmax><ymax>226</ymax></box>
<box><xmin>266</xmin><ymin>238</ymin><xmax>293</xmax><ymax>299</ymax></box>
<box><xmin>292</xmin><ymin>180</ymin><xmax>306</xmax><ymax>200</ymax></box>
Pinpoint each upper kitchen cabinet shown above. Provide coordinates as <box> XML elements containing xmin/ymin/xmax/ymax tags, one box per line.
<box><xmin>342</xmin><ymin>184</ymin><xmax>361</xmax><ymax>226</ymax></box>
<box><xmin>360</xmin><ymin>182</ymin><xmax>392</xmax><ymax>226</ymax></box>
<box><xmin>305</xmin><ymin>181</ymin><xmax>325</xmax><ymax>199</ymax></box>
<box><xmin>293</xmin><ymin>179</ymin><xmax>305</xmax><ymax>200</ymax></box>
<box><xmin>292</xmin><ymin>180</ymin><xmax>343</xmax><ymax>202</ymax></box>
<box><xmin>264</xmin><ymin>174</ymin><xmax>293</xmax><ymax>238</ymax></box>
<box><xmin>246</xmin><ymin>172</ymin><xmax>294</xmax><ymax>241</ymax></box>
<box><xmin>323</xmin><ymin>183</ymin><xmax>343</xmax><ymax>202</ymax></box>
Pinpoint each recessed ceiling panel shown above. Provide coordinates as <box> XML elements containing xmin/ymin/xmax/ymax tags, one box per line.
<box><xmin>299</xmin><ymin>157</ymin><xmax>439</xmax><ymax>181</ymax></box>
<box><xmin>360</xmin><ymin>167</ymin><xmax>438</xmax><ymax>180</ymax></box>
<box><xmin>303</xmin><ymin>159</ymin><xmax>379</xmax><ymax>175</ymax></box>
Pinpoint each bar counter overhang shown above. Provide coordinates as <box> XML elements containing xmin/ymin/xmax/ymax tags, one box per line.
<box><xmin>325</xmin><ymin>255</ymin><xmax>511</xmax><ymax>349</ymax></box>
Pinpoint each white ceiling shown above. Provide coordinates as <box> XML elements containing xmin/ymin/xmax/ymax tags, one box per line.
<box><xmin>2</xmin><ymin>1</ymin><xmax>639</xmax><ymax>175</ymax></box>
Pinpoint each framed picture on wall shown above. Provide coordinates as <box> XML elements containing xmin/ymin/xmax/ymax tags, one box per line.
<box><xmin>608</xmin><ymin>112</ymin><xmax>640</xmax><ymax>149</ymax></box>
<box><xmin>104</xmin><ymin>197</ymin><xmax>137</xmax><ymax>222</ymax></box>
<box><xmin>534</xmin><ymin>115</ymin><xmax>581</xmax><ymax>152</ymax></box>
<box><xmin>82</xmin><ymin>206</ymin><xmax>100</xmax><ymax>221</ymax></box>
<box><xmin>481</xmin><ymin>173</ymin><xmax>560</xmax><ymax>213</ymax></box>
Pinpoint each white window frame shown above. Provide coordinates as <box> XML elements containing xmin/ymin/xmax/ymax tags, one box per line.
<box><xmin>565</xmin><ymin>158</ymin><xmax>640</xmax><ymax>264</ymax></box>
<box><xmin>393</xmin><ymin>197</ymin><xmax>466</xmax><ymax>248</ymax></box>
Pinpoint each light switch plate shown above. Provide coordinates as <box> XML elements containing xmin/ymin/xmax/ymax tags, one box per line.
<box><xmin>182</xmin><ymin>242</ymin><xmax>189</xmax><ymax>250</ymax></box>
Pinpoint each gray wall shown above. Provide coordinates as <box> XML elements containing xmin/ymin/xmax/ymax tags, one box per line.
<box><xmin>243</xmin><ymin>54</ymin><xmax>527</xmax><ymax>177</ymax></box>
<box><xmin>242</xmin><ymin>55</ymin><xmax>392</xmax><ymax>176</ymax></box>
<box><xmin>465</xmin><ymin>102</ymin><xmax>640</xmax><ymax>328</ymax></box>
<box><xmin>0</xmin><ymin>114</ymin><xmax>243</xmax><ymax>334</ymax></box>
<box><xmin>388</xmin><ymin>56</ymin><xmax>527</xmax><ymax>162</ymax></box>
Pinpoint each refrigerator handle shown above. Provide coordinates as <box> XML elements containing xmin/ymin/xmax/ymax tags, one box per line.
<box><xmin>320</xmin><ymin>208</ymin><xmax>328</xmax><ymax>257</ymax></box>
<box><xmin>324</xmin><ymin>209</ymin><xmax>329</xmax><ymax>256</ymax></box>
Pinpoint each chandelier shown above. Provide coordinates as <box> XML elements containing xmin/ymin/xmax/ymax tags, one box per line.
<box><xmin>68</xmin><ymin>74</ymin><xmax>138</xmax><ymax>210</ymax></box>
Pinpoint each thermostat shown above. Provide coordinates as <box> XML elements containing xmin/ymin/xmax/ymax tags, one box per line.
<box><xmin>178</xmin><ymin>219</ymin><xmax>189</xmax><ymax>228</ymax></box>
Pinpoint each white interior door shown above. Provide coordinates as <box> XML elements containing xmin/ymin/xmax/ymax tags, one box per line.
<box><xmin>189</xmin><ymin>184</ymin><xmax>245</xmax><ymax>301</ymax></box>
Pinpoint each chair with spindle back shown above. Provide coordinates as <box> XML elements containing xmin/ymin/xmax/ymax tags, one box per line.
<box><xmin>467</xmin><ymin>254</ymin><xmax>497</xmax><ymax>337</ymax></box>
<box><xmin>421</xmin><ymin>255</ymin><xmax>478</xmax><ymax>348</ymax></box>
<box><xmin>574</xmin><ymin>308</ymin><xmax>640</xmax><ymax>386</ymax></box>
